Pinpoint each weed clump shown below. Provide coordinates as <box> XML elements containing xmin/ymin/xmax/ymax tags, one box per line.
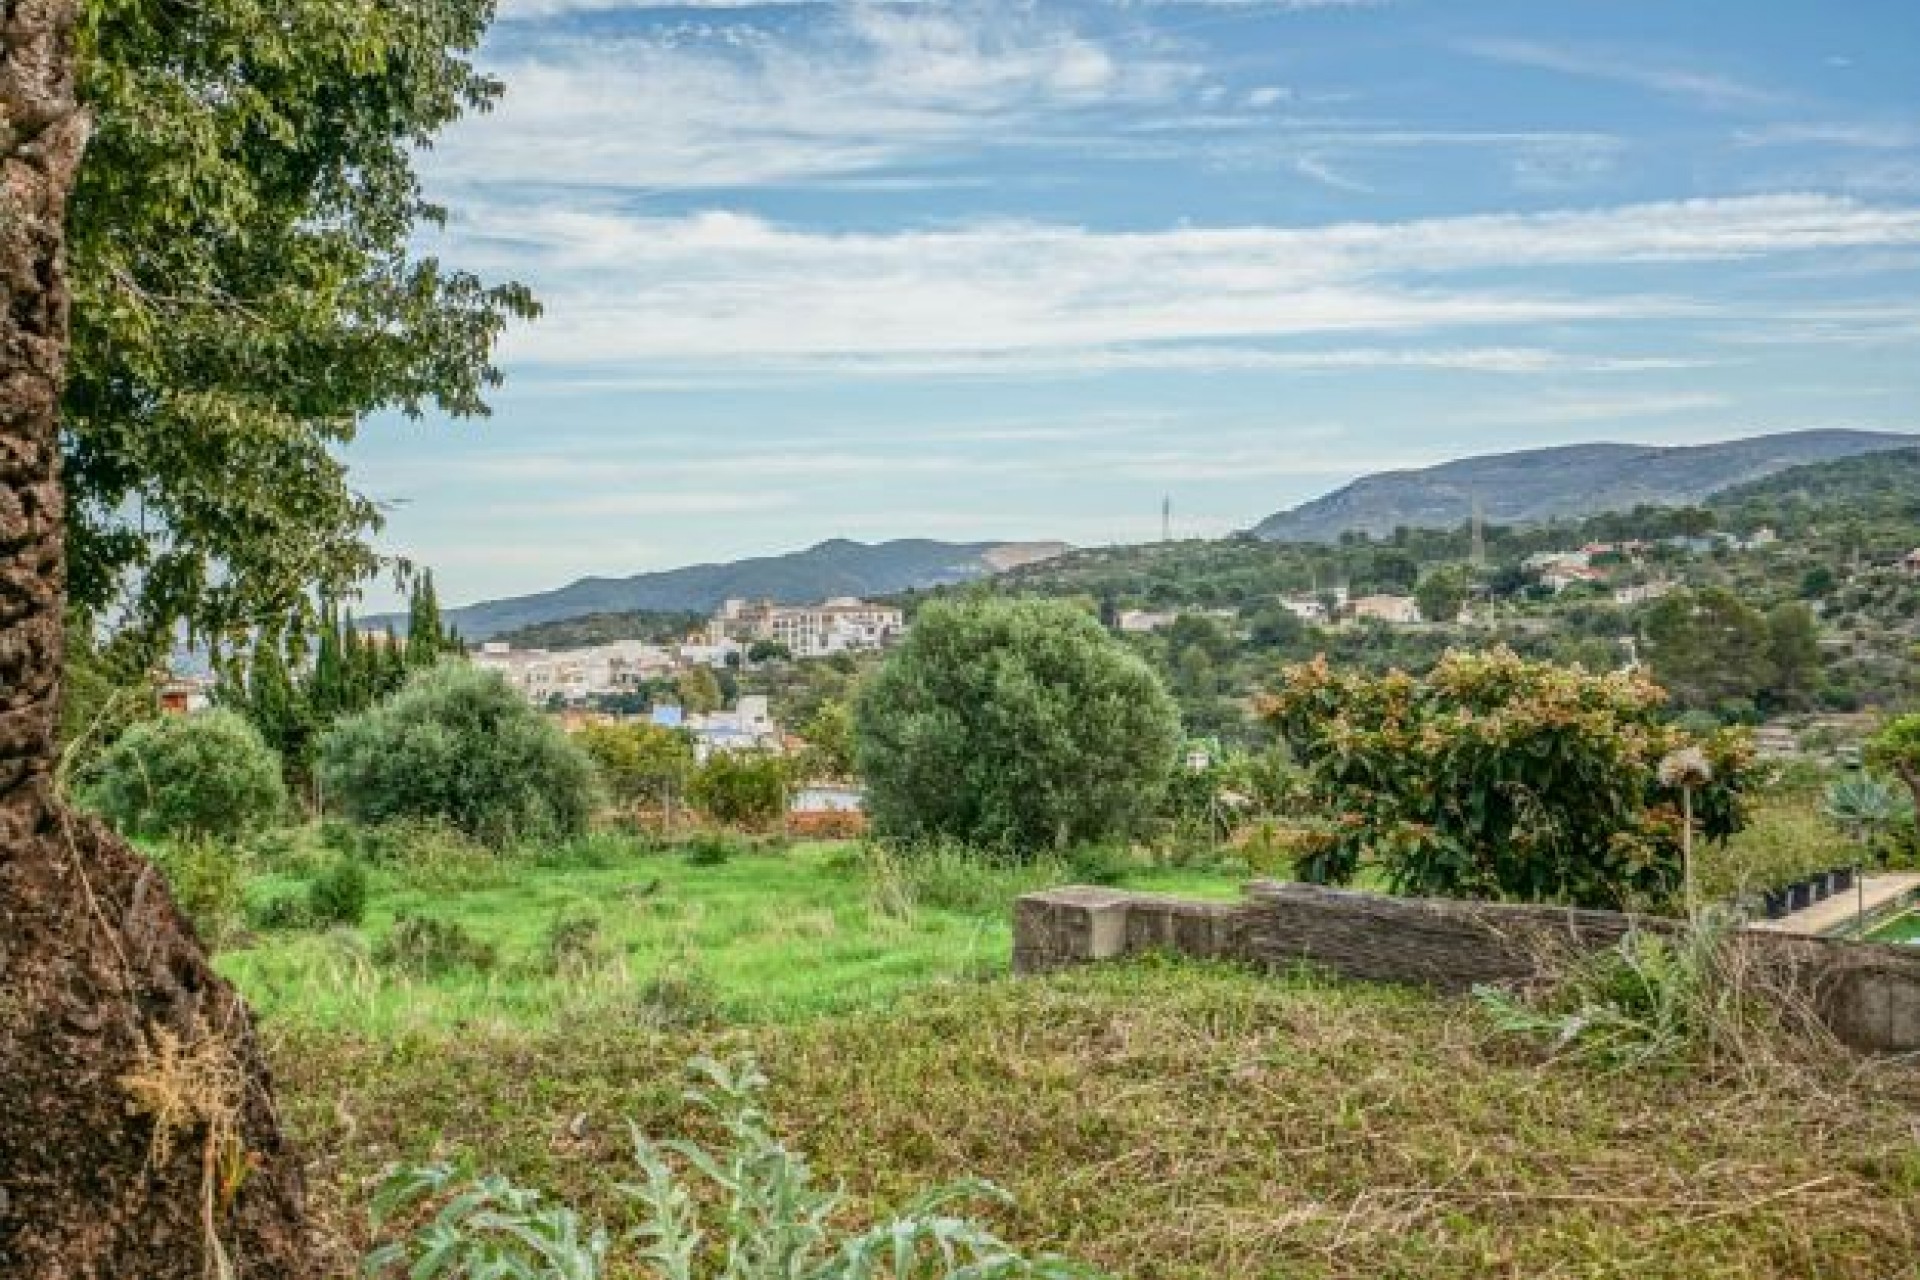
<box><xmin>542</xmin><ymin>902</ymin><xmax>609</xmax><ymax>976</ymax></box>
<box><xmin>363</xmin><ymin>1054</ymin><xmax>1088</xmax><ymax>1280</ymax></box>
<box><xmin>375</xmin><ymin>913</ymin><xmax>497</xmax><ymax>976</ymax></box>
<box><xmin>1476</xmin><ymin>913</ymin><xmax>1835</xmax><ymax>1073</ymax></box>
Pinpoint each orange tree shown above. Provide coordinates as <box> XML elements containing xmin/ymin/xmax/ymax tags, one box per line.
<box><xmin>1261</xmin><ymin>649</ymin><xmax>1753</xmax><ymax>909</ymax></box>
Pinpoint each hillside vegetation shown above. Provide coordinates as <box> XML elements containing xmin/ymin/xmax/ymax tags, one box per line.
<box><xmin>1252</xmin><ymin>429</ymin><xmax>1914</xmax><ymax>542</ymax></box>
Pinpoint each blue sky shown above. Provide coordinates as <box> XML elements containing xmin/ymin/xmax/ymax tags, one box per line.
<box><xmin>346</xmin><ymin>0</ymin><xmax>1920</xmax><ymax>609</ymax></box>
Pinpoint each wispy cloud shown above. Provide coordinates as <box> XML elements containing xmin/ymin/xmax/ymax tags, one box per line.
<box><xmin>437</xmin><ymin>194</ymin><xmax>1920</xmax><ymax>371</ymax></box>
<box><xmin>433</xmin><ymin>4</ymin><xmax>1197</xmax><ymax>192</ymax></box>
<box><xmin>1461</xmin><ymin>37</ymin><xmax>1780</xmax><ymax>111</ymax></box>
<box><xmin>1735</xmin><ymin>121</ymin><xmax>1920</xmax><ymax>150</ymax></box>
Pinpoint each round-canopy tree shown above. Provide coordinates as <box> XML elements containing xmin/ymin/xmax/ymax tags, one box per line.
<box><xmin>86</xmin><ymin>708</ymin><xmax>286</xmax><ymax>841</ymax></box>
<box><xmin>855</xmin><ymin>598</ymin><xmax>1181</xmax><ymax>855</ymax></box>
<box><xmin>319</xmin><ymin>665</ymin><xmax>600</xmax><ymax>846</ymax></box>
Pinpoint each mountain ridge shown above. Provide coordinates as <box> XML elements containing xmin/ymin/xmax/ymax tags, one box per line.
<box><xmin>1251</xmin><ymin>429</ymin><xmax>1918</xmax><ymax>543</ymax></box>
<box><xmin>426</xmin><ymin>538</ymin><xmax>1070</xmax><ymax>640</ymax></box>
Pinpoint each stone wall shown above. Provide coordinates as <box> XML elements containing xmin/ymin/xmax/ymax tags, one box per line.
<box><xmin>1013</xmin><ymin>881</ymin><xmax>1920</xmax><ymax>1054</ymax></box>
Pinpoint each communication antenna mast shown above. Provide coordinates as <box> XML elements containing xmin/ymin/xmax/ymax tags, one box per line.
<box><xmin>1162</xmin><ymin>495</ymin><xmax>1172</xmax><ymax>543</ymax></box>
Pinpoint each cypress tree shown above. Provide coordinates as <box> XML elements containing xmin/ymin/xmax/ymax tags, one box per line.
<box><xmin>406</xmin><ymin>570</ymin><xmax>446</xmax><ymax>669</ymax></box>
<box><xmin>310</xmin><ymin>600</ymin><xmax>345</xmax><ymax>719</ymax></box>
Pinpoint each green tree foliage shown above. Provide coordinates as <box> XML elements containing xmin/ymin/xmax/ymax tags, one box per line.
<box><xmin>676</xmin><ymin>666</ymin><xmax>724</xmax><ymax>715</ymax></box>
<box><xmin>318</xmin><ymin>665</ymin><xmax>599</xmax><ymax>845</ymax></box>
<box><xmin>1264</xmin><ymin>649</ymin><xmax>1754</xmax><ymax>909</ymax></box>
<box><xmin>58</xmin><ymin>612</ymin><xmax>159</xmax><ymax>778</ymax></box>
<box><xmin>1865</xmin><ymin>713</ymin><xmax>1920</xmax><ymax>818</ymax></box>
<box><xmin>1640</xmin><ymin>588</ymin><xmax>1775</xmax><ymax>712</ymax></box>
<box><xmin>405</xmin><ymin>571</ymin><xmax>459</xmax><ymax>668</ymax></box>
<box><xmin>690</xmin><ymin>752</ymin><xmax>790</xmax><ymax>831</ymax></box>
<box><xmin>575</xmin><ymin>721</ymin><xmax>695</xmax><ymax>808</ymax></box>
<box><xmin>797</xmin><ymin>700</ymin><xmax>857</xmax><ymax>780</ymax></box>
<box><xmin>855</xmin><ymin>598</ymin><xmax>1182</xmax><ymax>855</ymax></box>
<box><xmin>86</xmin><ymin>709</ymin><xmax>287</xmax><ymax>840</ymax></box>
<box><xmin>1763</xmin><ymin>602</ymin><xmax>1821</xmax><ymax>706</ymax></box>
<box><xmin>67</xmin><ymin>0</ymin><xmax>536</xmax><ymax>650</ymax></box>
<box><xmin>1414</xmin><ymin>568</ymin><xmax>1468</xmax><ymax>624</ymax></box>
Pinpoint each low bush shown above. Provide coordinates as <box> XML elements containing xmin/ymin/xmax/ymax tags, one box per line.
<box><xmin>150</xmin><ymin>837</ymin><xmax>251</xmax><ymax>950</ymax></box>
<box><xmin>1696</xmin><ymin>801</ymin><xmax>1851</xmax><ymax>902</ymax></box>
<box><xmin>319</xmin><ymin>665</ymin><xmax>600</xmax><ymax>846</ymax></box>
<box><xmin>542</xmin><ymin>902</ymin><xmax>609</xmax><ymax>976</ymax></box>
<box><xmin>363</xmin><ymin>1054</ymin><xmax>1091</xmax><ymax>1280</ymax></box>
<box><xmin>86</xmin><ymin>709</ymin><xmax>286</xmax><ymax>841</ymax></box>
<box><xmin>374</xmin><ymin>913</ymin><xmax>497</xmax><ymax>976</ymax></box>
<box><xmin>349</xmin><ymin>818</ymin><xmax>506</xmax><ymax>892</ymax></box>
<box><xmin>633</xmin><ymin>958</ymin><xmax>723</xmax><ymax>1030</ymax></box>
<box><xmin>248</xmin><ymin>890</ymin><xmax>314</xmax><ymax>932</ymax></box>
<box><xmin>688</xmin><ymin>751</ymin><xmax>789</xmax><ymax>831</ymax></box>
<box><xmin>307</xmin><ymin>857</ymin><xmax>370</xmax><ymax>927</ymax></box>
<box><xmin>681</xmin><ymin>830</ymin><xmax>747</xmax><ymax>867</ymax></box>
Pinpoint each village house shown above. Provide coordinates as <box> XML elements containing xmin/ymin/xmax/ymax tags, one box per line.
<box><xmin>709</xmin><ymin>597</ymin><xmax>904</xmax><ymax>657</ymax></box>
<box><xmin>1348</xmin><ymin>594</ymin><xmax>1420</xmax><ymax>625</ymax></box>
<box><xmin>1613</xmin><ymin>580</ymin><xmax>1676</xmax><ymax>605</ymax></box>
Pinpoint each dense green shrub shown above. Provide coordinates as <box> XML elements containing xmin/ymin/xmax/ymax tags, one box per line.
<box><xmin>856</xmin><ymin>598</ymin><xmax>1181</xmax><ymax>856</ymax></box>
<box><xmin>574</xmin><ymin>720</ymin><xmax>694</xmax><ymax>809</ymax></box>
<box><xmin>248</xmin><ymin>890</ymin><xmax>314</xmax><ymax>932</ymax></box>
<box><xmin>681</xmin><ymin>830</ymin><xmax>747</xmax><ymax>866</ymax></box>
<box><xmin>688</xmin><ymin>751</ymin><xmax>789</xmax><ymax>831</ymax></box>
<box><xmin>150</xmin><ymin>837</ymin><xmax>251</xmax><ymax>950</ymax></box>
<box><xmin>308</xmin><ymin>857</ymin><xmax>370</xmax><ymax>926</ymax></box>
<box><xmin>85</xmin><ymin>709</ymin><xmax>286</xmax><ymax>840</ymax></box>
<box><xmin>318</xmin><ymin>665</ymin><xmax>599</xmax><ymax>845</ymax></box>
<box><xmin>1267</xmin><ymin>649</ymin><xmax>1756</xmax><ymax>910</ymax></box>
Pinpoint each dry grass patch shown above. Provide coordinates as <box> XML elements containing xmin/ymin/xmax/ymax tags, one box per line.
<box><xmin>272</xmin><ymin>961</ymin><xmax>1920</xmax><ymax>1279</ymax></box>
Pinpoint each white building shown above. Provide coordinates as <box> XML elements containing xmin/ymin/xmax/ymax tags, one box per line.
<box><xmin>709</xmin><ymin>597</ymin><xmax>904</xmax><ymax>658</ymax></box>
<box><xmin>474</xmin><ymin>638</ymin><xmax>699</xmax><ymax>703</ymax></box>
<box><xmin>687</xmin><ymin>695</ymin><xmax>779</xmax><ymax>760</ymax></box>
<box><xmin>1349</xmin><ymin>594</ymin><xmax>1421</xmax><ymax>625</ymax></box>
<box><xmin>1613</xmin><ymin>580</ymin><xmax>1676</xmax><ymax>606</ymax></box>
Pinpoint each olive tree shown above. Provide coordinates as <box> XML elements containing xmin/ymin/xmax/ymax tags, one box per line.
<box><xmin>319</xmin><ymin>665</ymin><xmax>600</xmax><ymax>846</ymax></box>
<box><xmin>86</xmin><ymin>709</ymin><xmax>286</xmax><ymax>840</ymax></box>
<box><xmin>855</xmin><ymin>598</ymin><xmax>1181</xmax><ymax>856</ymax></box>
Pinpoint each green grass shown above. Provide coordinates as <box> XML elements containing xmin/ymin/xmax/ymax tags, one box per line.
<box><xmin>219</xmin><ymin>835</ymin><xmax>1249</xmax><ymax>1036</ymax></box>
<box><xmin>1865</xmin><ymin>910</ymin><xmax>1920</xmax><ymax>944</ymax></box>
<box><xmin>276</xmin><ymin>961</ymin><xmax>1920</xmax><ymax>1280</ymax></box>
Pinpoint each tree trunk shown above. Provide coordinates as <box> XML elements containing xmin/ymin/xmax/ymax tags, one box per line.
<box><xmin>0</xmin><ymin>5</ymin><xmax>311</xmax><ymax>1275</ymax></box>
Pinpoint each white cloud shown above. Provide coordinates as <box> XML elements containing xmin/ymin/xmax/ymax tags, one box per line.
<box><xmin>1461</xmin><ymin>38</ymin><xmax>1779</xmax><ymax>111</ymax></box>
<box><xmin>1735</xmin><ymin>122</ymin><xmax>1920</xmax><ymax>150</ymax></box>
<box><xmin>432</xmin><ymin>4</ymin><xmax>1197</xmax><ymax>192</ymax></box>
<box><xmin>440</xmin><ymin>194</ymin><xmax>1920</xmax><ymax>371</ymax></box>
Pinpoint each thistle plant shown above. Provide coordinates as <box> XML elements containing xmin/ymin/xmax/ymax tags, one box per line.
<box><xmin>1658</xmin><ymin>747</ymin><xmax>1713</xmax><ymax>919</ymax></box>
<box><xmin>363</xmin><ymin>1054</ymin><xmax>1098</xmax><ymax>1280</ymax></box>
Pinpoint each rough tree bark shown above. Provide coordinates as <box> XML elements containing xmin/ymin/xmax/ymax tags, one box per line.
<box><xmin>0</xmin><ymin>3</ymin><xmax>311</xmax><ymax>1274</ymax></box>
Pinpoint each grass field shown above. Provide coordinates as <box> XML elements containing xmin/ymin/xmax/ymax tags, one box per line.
<box><xmin>223</xmin><ymin>831</ymin><xmax>1920</xmax><ymax>1278</ymax></box>
<box><xmin>220</xmin><ymin>834</ymin><xmax>1242</xmax><ymax>1035</ymax></box>
<box><xmin>277</xmin><ymin>962</ymin><xmax>1920</xmax><ymax>1279</ymax></box>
